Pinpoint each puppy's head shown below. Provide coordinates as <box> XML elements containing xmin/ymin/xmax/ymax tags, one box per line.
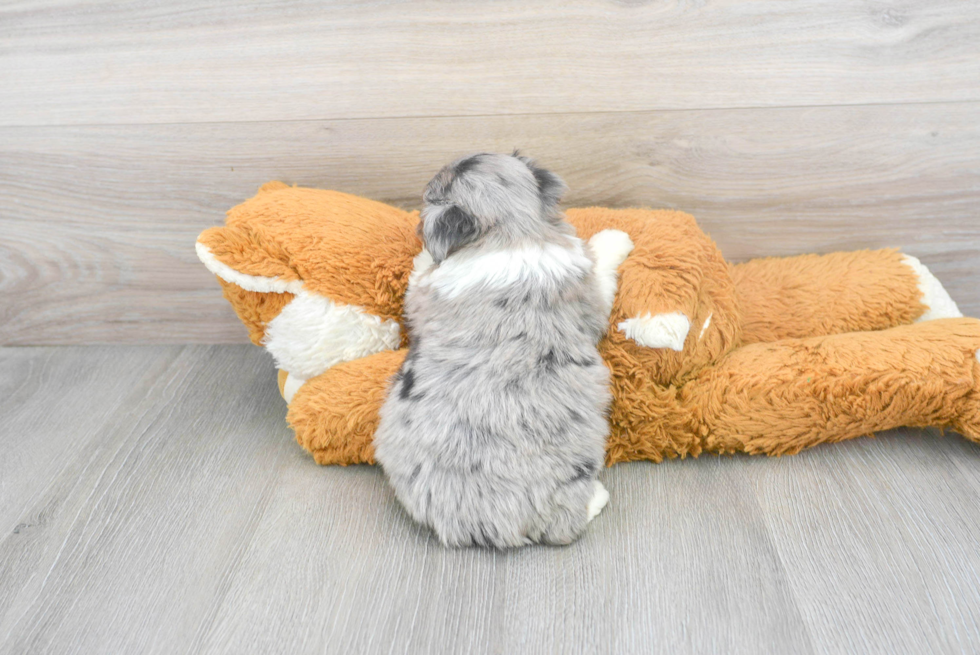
<box><xmin>419</xmin><ymin>152</ymin><xmax>568</xmax><ymax>263</ymax></box>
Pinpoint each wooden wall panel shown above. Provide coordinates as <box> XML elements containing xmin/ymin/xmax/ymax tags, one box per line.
<box><xmin>1</xmin><ymin>1</ymin><xmax>979</xmax><ymax>126</ymax></box>
<box><xmin>2</xmin><ymin>102</ymin><xmax>977</xmax><ymax>344</ymax></box>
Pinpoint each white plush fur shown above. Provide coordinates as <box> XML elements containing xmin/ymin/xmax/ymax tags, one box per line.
<box><xmin>619</xmin><ymin>312</ymin><xmax>691</xmax><ymax>351</ymax></box>
<box><xmin>901</xmin><ymin>255</ymin><xmax>962</xmax><ymax>322</ymax></box>
<box><xmin>698</xmin><ymin>313</ymin><xmax>713</xmax><ymax>340</ymax></box>
<box><xmin>197</xmin><ymin>240</ymin><xmax>404</xmax><ymax>383</ymax></box>
<box><xmin>272</xmin><ymin>259</ymin><xmax>430</xmax><ymax>395</ymax></box>
<box><xmin>588</xmin><ymin>229</ymin><xmax>635</xmax><ymax>316</ymax></box>
<box><xmin>195</xmin><ymin>241</ymin><xmax>304</xmax><ymax>295</ymax></box>
<box><xmin>424</xmin><ymin>237</ymin><xmax>592</xmax><ymax>299</ymax></box>
<box><xmin>282</xmin><ymin>372</ymin><xmax>306</xmax><ymax>404</ymax></box>
<box><xmin>586</xmin><ymin>480</ymin><xmax>610</xmax><ymax>522</ymax></box>
<box><xmin>264</xmin><ymin>291</ymin><xmax>402</xmax><ymax>381</ymax></box>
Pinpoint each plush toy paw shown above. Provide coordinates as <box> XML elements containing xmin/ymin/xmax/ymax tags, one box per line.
<box><xmin>586</xmin><ymin>480</ymin><xmax>610</xmax><ymax>522</ymax></box>
<box><xmin>589</xmin><ymin>230</ymin><xmax>634</xmax><ymax>315</ymax></box>
<box><xmin>618</xmin><ymin>311</ymin><xmax>691</xmax><ymax>351</ymax></box>
<box><xmin>902</xmin><ymin>255</ymin><xmax>963</xmax><ymax>321</ymax></box>
<box><xmin>589</xmin><ymin>229</ymin><xmax>634</xmax><ymax>271</ymax></box>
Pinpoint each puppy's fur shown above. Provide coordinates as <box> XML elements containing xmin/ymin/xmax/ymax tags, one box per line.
<box><xmin>374</xmin><ymin>152</ymin><xmax>612</xmax><ymax>548</ymax></box>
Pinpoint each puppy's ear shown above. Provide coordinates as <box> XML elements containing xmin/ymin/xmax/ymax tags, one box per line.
<box><xmin>515</xmin><ymin>155</ymin><xmax>568</xmax><ymax>212</ymax></box>
<box><xmin>424</xmin><ymin>205</ymin><xmax>480</xmax><ymax>263</ymax></box>
<box><xmin>530</xmin><ymin>166</ymin><xmax>568</xmax><ymax>212</ymax></box>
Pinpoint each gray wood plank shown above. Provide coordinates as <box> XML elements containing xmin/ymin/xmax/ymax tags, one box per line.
<box><xmin>748</xmin><ymin>432</ymin><xmax>980</xmax><ymax>654</ymax></box>
<box><xmin>195</xmin><ymin>459</ymin><xmax>813</xmax><ymax>655</ymax></box>
<box><xmin>1</xmin><ymin>1</ymin><xmax>979</xmax><ymax>126</ymax></box>
<box><xmin>3</xmin><ymin>346</ymin><xmax>980</xmax><ymax>653</ymax></box>
<box><xmin>0</xmin><ymin>345</ymin><xmax>291</xmax><ymax>655</ymax></box>
<box><xmin>495</xmin><ymin>459</ymin><xmax>814</xmax><ymax>655</ymax></box>
<box><xmin>0</xmin><ymin>346</ymin><xmax>183</xmax><ymax>538</ymax></box>
<box><xmin>2</xmin><ymin>102</ymin><xmax>978</xmax><ymax>345</ymax></box>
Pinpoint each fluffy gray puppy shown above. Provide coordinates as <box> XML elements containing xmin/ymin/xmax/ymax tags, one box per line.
<box><xmin>375</xmin><ymin>152</ymin><xmax>623</xmax><ymax>548</ymax></box>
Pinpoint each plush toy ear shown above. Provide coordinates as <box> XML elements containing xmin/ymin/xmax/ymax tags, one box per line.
<box><xmin>423</xmin><ymin>204</ymin><xmax>480</xmax><ymax>264</ymax></box>
<box><xmin>196</xmin><ymin>224</ymin><xmax>302</xmax><ymax>345</ymax></box>
<box><xmin>196</xmin><ymin>225</ymin><xmax>300</xmax><ymax>292</ymax></box>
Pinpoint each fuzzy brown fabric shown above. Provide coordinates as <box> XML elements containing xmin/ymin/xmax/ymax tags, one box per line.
<box><xmin>198</xmin><ymin>181</ymin><xmax>419</xmax><ymax>330</ymax></box>
<box><xmin>732</xmin><ymin>249</ymin><xmax>925</xmax><ymax>344</ymax></box>
<box><xmin>202</xmin><ymin>183</ymin><xmax>980</xmax><ymax>466</ymax></box>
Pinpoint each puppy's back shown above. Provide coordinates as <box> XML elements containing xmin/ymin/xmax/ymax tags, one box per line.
<box><xmin>376</xmin><ymin>239</ymin><xmax>610</xmax><ymax>547</ymax></box>
<box><xmin>375</xmin><ymin>152</ymin><xmax>611</xmax><ymax>548</ymax></box>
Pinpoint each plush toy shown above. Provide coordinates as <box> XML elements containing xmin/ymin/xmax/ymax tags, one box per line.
<box><xmin>196</xmin><ymin>181</ymin><xmax>980</xmax><ymax>466</ymax></box>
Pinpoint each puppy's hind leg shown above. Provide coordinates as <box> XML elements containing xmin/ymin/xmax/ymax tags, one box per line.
<box><xmin>587</xmin><ymin>479</ymin><xmax>610</xmax><ymax>522</ymax></box>
<box><xmin>537</xmin><ymin>479</ymin><xmax>608</xmax><ymax>545</ymax></box>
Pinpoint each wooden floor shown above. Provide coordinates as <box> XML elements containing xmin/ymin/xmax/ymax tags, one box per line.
<box><xmin>2</xmin><ymin>345</ymin><xmax>980</xmax><ymax>654</ymax></box>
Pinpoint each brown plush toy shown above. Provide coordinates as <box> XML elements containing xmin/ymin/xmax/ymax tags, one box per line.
<box><xmin>196</xmin><ymin>182</ymin><xmax>980</xmax><ymax>466</ymax></box>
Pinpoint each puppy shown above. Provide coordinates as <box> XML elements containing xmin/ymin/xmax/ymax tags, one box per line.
<box><xmin>374</xmin><ymin>152</ymin><xmax>614</xmax><ymax>547</ymax></box>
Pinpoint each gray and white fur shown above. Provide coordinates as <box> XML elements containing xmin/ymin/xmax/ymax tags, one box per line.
<box><xmin>374</xmin><ymin>152</ymin><xmax>614</xmax><ymax>548</ymax></box>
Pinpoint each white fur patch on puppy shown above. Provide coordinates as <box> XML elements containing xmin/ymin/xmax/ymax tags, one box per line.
<box><xmin>587</xmin><ymin>480</ymin><xmax>610</xmax><ymax>522</ymax></box>
<box><xmin>901</xmin><ymin>255</ymin><xmax>962</xmax><ymax>321</ymax></box>
<box><xmin>588</xmin><ymin>229</ymin><xmax>635</xmax><ymax>315</ymax></box>
<box><xmin>282</xmin><ymin>372</ymin><xmax>306</xmax><ymax>404</ymax></box>
<box><xmin>619</xmin><ymin>312</ymin><xmax>691</xmax><ymax>351</ymax></box>
<box><xmin>264</xmin><ymin>291</ymin><xmax>401</xmax><ymax>381</ymax></box>
<box><xmin>423</xmin><ymin>237</ymin><xmax>592</xmax><ymax>299</ymax></box>
<box><xmin>976</xmin><ymin>349</ymin><xmax>980</xmax><ymax>364</ymax></box>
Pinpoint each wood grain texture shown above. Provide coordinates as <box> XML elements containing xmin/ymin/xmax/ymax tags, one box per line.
<box><xmin>749</xmin><ymin>432</ymin><xmax>980</xmax><ymax>653</ymax></box>
<box><xmin>198</xmin><ymin>459</ymin><xmax>815</xmax><ymax>655</ymax></box>
<box><xmin>0</xmin><ymin>346</ymin><xmax>183</xmax><ymax>539</ymax></box>
<box><xmin>2</xmin><ymin>102</ymin><xmax>978</xmax><ymax>345</ymax></box>
<box><xmin>2</xmin><ymin>0</ymin><xmax>980</xmax><ymax>126</ymax></box>
<box><xmin>3</xmin><ymin>346</ymin><xmax>980</xmax><ymax>653</ymax></box>
<box><xmin>0</xmin><ymin>345</ymin><xmax>290</xmax><ymax>654</ymax></box>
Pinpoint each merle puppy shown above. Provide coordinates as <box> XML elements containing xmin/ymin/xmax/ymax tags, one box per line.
<box><xmin>374</xmin><ymin>152</ymin><xmax>619</xmax><ymax>548</ymax></box>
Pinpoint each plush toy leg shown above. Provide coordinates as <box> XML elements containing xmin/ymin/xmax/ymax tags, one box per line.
<box><xmin>685</xmin><ymin>318</ymin><xmax>980</xmax><ymax>455</ymax></box>
<box><xmin>286</xmin><ymin>349</ymin><xmax>406</xmax><ymax>465</ymax></box>
<box><xmin>732</xmin><ymin>249</ymin><xmax>960</xmax><ymax>345</ymax></box>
